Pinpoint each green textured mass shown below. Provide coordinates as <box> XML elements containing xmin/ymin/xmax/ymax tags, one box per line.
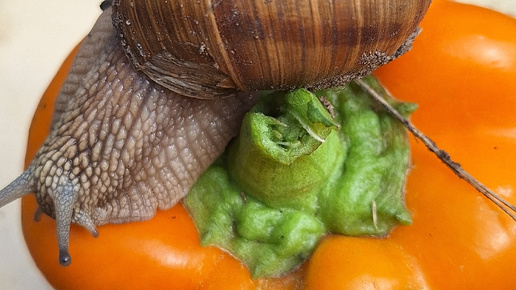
<box><xmin>183</xmin><ymin>75</ymin><xmax>416</xmax><ymax>278</ymax></box>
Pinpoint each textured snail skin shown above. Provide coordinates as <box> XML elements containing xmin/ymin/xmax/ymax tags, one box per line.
<box><xmin>0</xmin><ymin>7</ymin><xmax>257</xmax><ymax>265</ymax></box>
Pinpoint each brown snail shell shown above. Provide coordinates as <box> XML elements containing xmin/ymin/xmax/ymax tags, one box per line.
<box><xmin>112</xmin><ymin>0</ymin><xmax>432</xmax><ymax>98</ymax></box>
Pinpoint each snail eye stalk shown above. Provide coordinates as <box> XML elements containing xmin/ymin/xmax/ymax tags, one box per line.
<box><xmin>0</xmin><ymin>170</ymin><xmax>34</xmax><ymax>208</ymax></box>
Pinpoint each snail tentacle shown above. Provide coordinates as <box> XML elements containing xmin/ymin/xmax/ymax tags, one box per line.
<box><xmin>0</xmin><ymin>170</ymin><xmax>35</xmax><ymax>208</ymax></box>
<box><xmin>34</xmin><ymin>207</ymin><xmax>44</xmax><ymax>221</ymax></box>
<box><xmin>53</xmin><ymin>179</ymin><xmax>78</xmax><ymax>267</ymax></box>
<box><xmin>74</xmin><ymin>209</ymin><xmax>99</xmax><ymax>238</ymax></box>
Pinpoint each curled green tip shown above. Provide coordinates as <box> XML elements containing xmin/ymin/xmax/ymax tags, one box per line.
<box><xmin>227</xmin><ymin>89</ymin><xmax>342</xmax><ymax>207</ymax></box>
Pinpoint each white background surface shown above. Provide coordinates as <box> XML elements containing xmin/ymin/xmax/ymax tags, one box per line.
<box><xmin>0</xmin><ymin>0</ymin><xmax>514</xmax><ymax>289</ymax></box>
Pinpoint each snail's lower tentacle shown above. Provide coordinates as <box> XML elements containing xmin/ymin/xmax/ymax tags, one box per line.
<box><xmin>34</xmin><ymin>207</ymin><xmax>43</xmax><ymax>222</ymax></box>
<box><xmin>74</xmin><ymin>209</ymin><xmax>99</xmax><ymax>238</ymax></box>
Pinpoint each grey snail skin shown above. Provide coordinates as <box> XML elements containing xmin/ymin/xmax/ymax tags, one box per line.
<box><xmin>0</xmin><ymin>0</ymin><xmax>431</xmax><ymax>266</ymax></box>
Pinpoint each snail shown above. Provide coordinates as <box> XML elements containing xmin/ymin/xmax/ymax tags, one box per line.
<box><xmin>0</xmin><ymin>0</ymin><xmax>431</xmax><ymax>266</ymax></box>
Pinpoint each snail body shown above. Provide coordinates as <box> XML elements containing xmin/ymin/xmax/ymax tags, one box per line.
<box><xmin>0</xmin><ymin>0</ymin><xmax>431</xmax><ymax>265</ymax></box>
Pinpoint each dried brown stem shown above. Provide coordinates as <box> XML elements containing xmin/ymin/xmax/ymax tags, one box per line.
<box><xmin>356</xmin><ymin>78</ymin><xmax>516</xmax><ymax>222</ymax></box>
